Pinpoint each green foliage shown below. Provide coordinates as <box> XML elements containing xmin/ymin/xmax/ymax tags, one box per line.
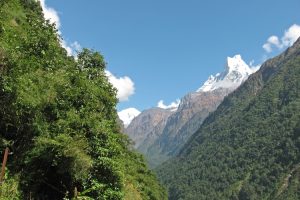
<box><xmin>157</xmin><ymin>39</ymin><xmax>300</xmax><ymax>199</ymax></box>
<box><xmin>0</xmin><ymin>0</ymin><xmax>166</xmax><ymax>199</ymax></box>
<box><xmin>122</xmin><ymin>149</ymin><xmax>168</xmax><ymax>200</ymax></box>
<box><xmin>0</xmin><ymin>172</ymin><xmax>21</xmax><ymax>200</ymax></box>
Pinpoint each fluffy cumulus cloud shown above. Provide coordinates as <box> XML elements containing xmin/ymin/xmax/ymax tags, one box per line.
<box><xmin>105</xmin><ymin>71</ymin><xmax>135</xmax><ymax>102</ymax></box>
<box><xmin>282</xmin><ymin>24</ymin><xmax>300</xmax><ymax>46</ymax></box>
<box><xmin>263</xmin><ymin>24</ymin><xmax>300</xmax><ymax>53</ymax></box>
<box><xmin>157</xmin><ymin>99</ymin><xmax>180</xmax><ymax>110</ymax></box>
<box><xmin>39</xmin><ymin>0</ymin><xmax>60</xmax><ymax>29</ymax></box>
<box><xmin>262</xmin><ymin>36</ymin><xmax>281</xmax><ymax>53</ymax></box>
<box><xmin>39</xmin><ymin>0</ymin><xmax>81</xmax><ymax>56</ymax></box>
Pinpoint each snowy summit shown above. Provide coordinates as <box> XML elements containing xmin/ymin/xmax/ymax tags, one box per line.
<box><xmin>118</xmin><ymin>108</ymin><xmax>141</xmax><ymax>128</ymax></box>
<box><xmin>197</xmin><ymin>55</ymin><xmax>259</xmax><ymax>92</ymax></box>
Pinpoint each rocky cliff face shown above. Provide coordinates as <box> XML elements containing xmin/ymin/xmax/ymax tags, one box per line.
<box><xmin>123</xmin><ymin>55</ymin><xmax>259</xmax><ymax>167</ymax></box>
<box><xmin>125</xmin><ymin>108</ymin><xmax>174</xmax><ymax>148</ymax></box>
<box><xmin>159</xmin><ymin>88</ymin><xmax>232</xmax><ymax>155</ymax></box>
<box><xmin>143</xmin><ymin>88</ymin><xmax>232</xmax><ymax>167</ymax></box>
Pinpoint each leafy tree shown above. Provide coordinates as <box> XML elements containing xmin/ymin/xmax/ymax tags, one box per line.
<box><xmin>0</xmin><ymin>0</ymin><xmax>167</xmax><ymax>199</ymax></box>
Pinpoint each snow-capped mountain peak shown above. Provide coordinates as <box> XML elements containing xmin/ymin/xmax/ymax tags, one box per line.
<box><xmin>118</xmin><ymin>108</ymin><xmax>141</xmax><ymax>128</ymax></box>
<box><xmin>226</xmin><ymin>55</ymin><xmax>251</xmax><ymax>73</ymax></box>
<box><xmin>197</xmin><ymin>55</ymin><xmax>259</xmax><ymax>92</ymax></box>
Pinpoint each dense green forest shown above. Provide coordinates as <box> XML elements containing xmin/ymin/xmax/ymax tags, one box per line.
<box><xmin>157</xmin><ymin>38</ymin><xmax>300</xmax><ymax>199</ymax></box>
<box><xmin>0</xmin><ymin>0</ymin><xmax>167</xmax><ymax>199</ymax></box>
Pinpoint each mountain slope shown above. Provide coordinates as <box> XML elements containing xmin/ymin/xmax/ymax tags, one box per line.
<box><xmin>0</xmin><ymin>1</ymin><xmax>166</xmax><ymax>199</ymax></box>
<box><xmin>157</xmin><ymin>38</ymin><xmax>300</xmax><ymax>200</ymax></box>
<box><xmin>157</xmin><ymin>88</ymin><xmax>232</xmax><ymax>155</ymax></box>
<box><xmin>126</xmin><ymin>108</ymin><xmax>174</xmax><ymax>149</ymax></box>
<box><xmin>145</xmin><ymin>88</ymin><xmax>232</xmax><ymax>167</ymax></box>
<box><xmin>125</xmin><ymin>55</ymin><xmax>257</xmax><ymax>167</ymax></box>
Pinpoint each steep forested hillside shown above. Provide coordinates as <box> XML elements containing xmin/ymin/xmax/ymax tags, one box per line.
<box><xmin>0</xmin><ymin>0</ymin><xmax>166</xmax><ymax>199</ymax></box>
<box><xmin>157</xmin><ymin>38</ymin><xmax>300</xmax><ymax>199</ymax></box>
<box><xmin>125</xmin><ymin>55</ymin><xmax>256</xmax><ymax>169</ymax></box>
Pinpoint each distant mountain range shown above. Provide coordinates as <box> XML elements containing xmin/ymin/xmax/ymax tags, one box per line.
<box><xmin>119</xmin><ymin>54</ymin><xmax>259</xmax><ymax>167</ymax></box>
<box><xmin>157</xmin><ymin>37</ymin><xmax>300</xmax><ymax>199</ymax></box>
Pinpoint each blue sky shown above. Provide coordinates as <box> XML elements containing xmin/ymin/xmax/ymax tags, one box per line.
<box><xmin>42</xmin><ymin>0</ymin><xmax>300</xmax><ymax>111</ymax></box>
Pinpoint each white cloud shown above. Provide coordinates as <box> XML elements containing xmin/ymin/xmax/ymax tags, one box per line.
<box><xmin>118</xmin><ymin>108</ymin><xmax>141</xmax><ymax>128</ymax></box>
<box><xmin>40</xmin><ymin>0</ymin><xmax>135</xmax><ymax>101</ymax></box>
<box><xmin>39</xmin><ymin>0</ymin><xmax>81</xmax><ymax>56</ymax></box>
<box><xmin>262</xmin><ymin>43</ymin><xmax>272</xmax><ymax>53</ymax></box>
<box><xmin>263</xmin><ymin>24</ymin><xmax>300</xmax><ymax>53</ymax></box>
<box><xmin>249</xmin><ymin>60</ymin><xmax>255</xmax><ymax>66</ymax></box>
<box><xmin>39</xmin><ymin>0</ymin><xmax>60</xmax><ymax>29</ymax></box>
<box><xmin>262</xmin><ymin>35</ymin><xmax>282</xmax><ymax>52</ymax></box>
<box><xmin>70</xmin><ymin>41</ymin><xmax>82</xmax><ymax>52</ymax></box>
<box><xmin>268</xmin><ymin>36</ymin><xmax>281</xmax><ymax>47</ymax></box>
<box><xmin>61</xmin><ymin>40</ymin><xmax>82</xmax><ymax>56</ymax></box>
<box><xmin>157</xmin><ymin>99</ymin><xmax>180</xmax><ymax>110</ymax></box>
<box><xmin>282</xmin><ymin>24</ymin><xmax>300</xmax><ymax>47</ymax></box>
<box><xmin>105</xmin><ymin>71</ymin><xmax>135</xmax><ymax>102</ymax></box>
<box><xmin>60</xmin><ymin>40</ymin><xmax>73</xmax><ymax>56</ymax></box>
<box><xmin>249</xmin><ymin>60</ymin><xmax>261</xmax><ymax>73</ymax></box>
<box><xmin>40</xmin><ymin>1</ymin><xmax>136</xmax><ymax>102</ymax></box>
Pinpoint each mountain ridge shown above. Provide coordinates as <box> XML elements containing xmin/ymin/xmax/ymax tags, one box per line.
<box><xmin>126</xmin><ymin>107</ymin><xmax>174</xmax><ymax>149</ymax></box>
<box><xmin>124</xmin><ymin>54</ymin><xmax>258</xmax><ymax>167</ymax></box>
<box><xmin>157</xmin><ymin>37</ymin><xmax>300</xmax><ymax>200</ymax></box>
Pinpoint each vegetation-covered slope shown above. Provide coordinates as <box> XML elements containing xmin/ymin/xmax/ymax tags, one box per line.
<box><xmin>0</xmin><ymin>0</ymin><xmax>166</xmax><ymax>199</ymax></box>
<box><xmin>157</xmin><ymin>38</ymin><xmax>300</xmax><ymax>199</ymax></box>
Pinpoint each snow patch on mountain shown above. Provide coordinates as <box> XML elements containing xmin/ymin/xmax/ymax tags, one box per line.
<box><xmin>197</xmin><ymin>55</ymin><xmax>259</xmax><ymax>92</ymax></box>
<box><xmin>157</xmin><ymin>99</ymin><xmax>181</xmax><ymax>111</ymax></box>
<box><xmin>118</xmin><ymin>108</ymin><xmax>141</xmax><ymax>128</ymax></box>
